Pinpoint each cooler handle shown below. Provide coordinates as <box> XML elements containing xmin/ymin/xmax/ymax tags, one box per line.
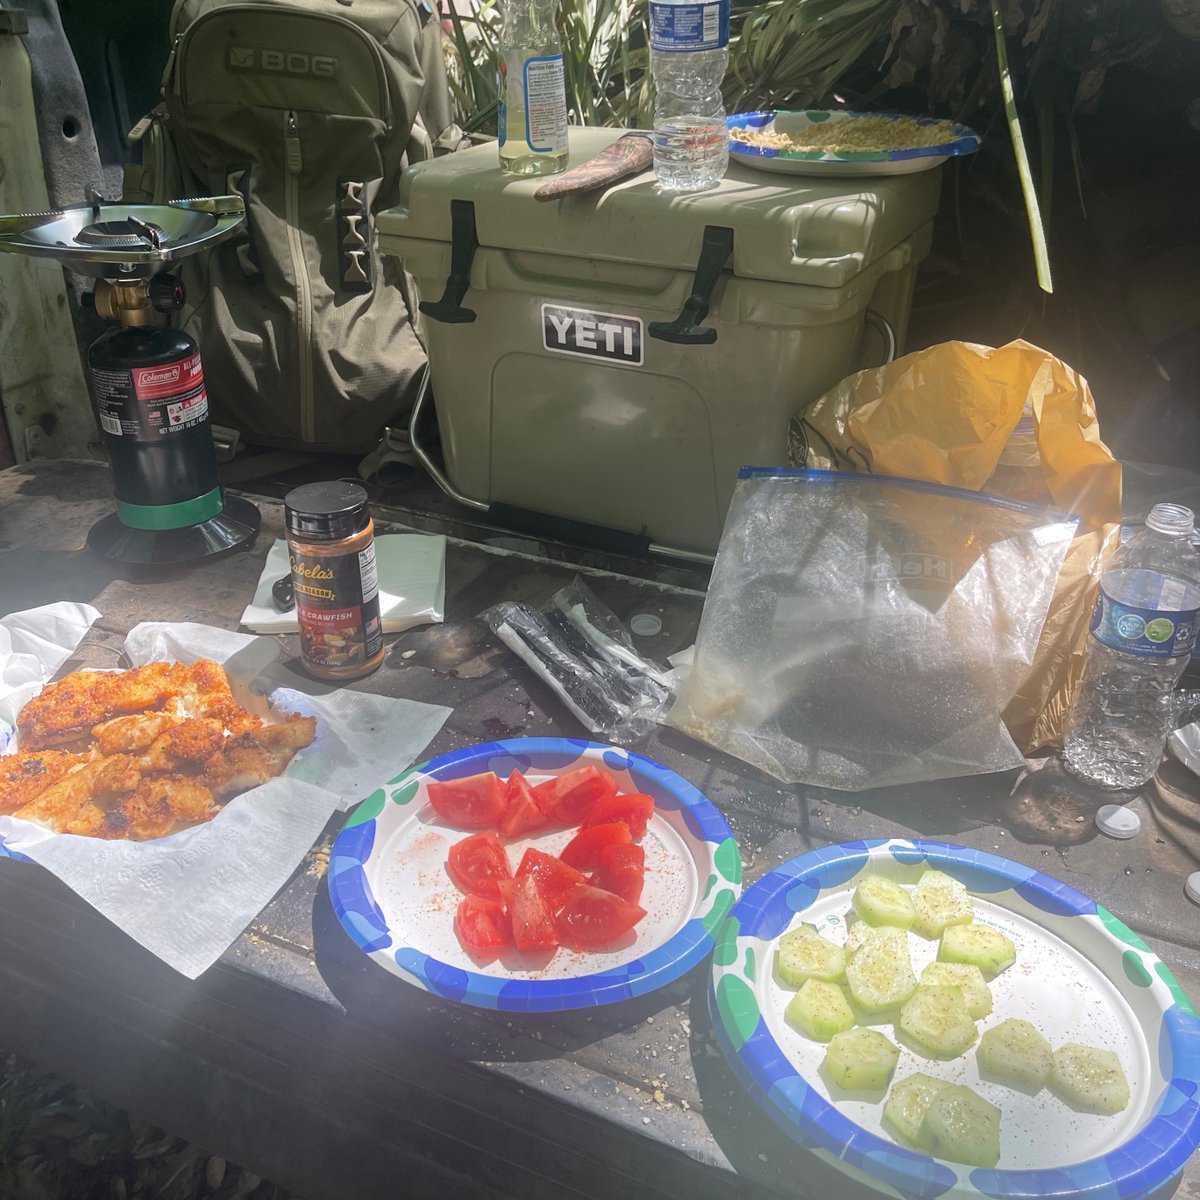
<box><xmin>418</xmin><ymin>199</ymin><xmax>479</xmax><ymax>325</ymax></box>
<box><xmin>647</xmin><ymin>225</ymin><xmax>733</xmax><ymax>346</ymax></box>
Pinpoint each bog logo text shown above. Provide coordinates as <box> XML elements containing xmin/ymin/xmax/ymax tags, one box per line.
<box><xmin>542</xmin><ymin>304</ymin><xmax>643</xmax><ymax>366</ymax></box>
<box><xmin>228</xmin><ymin>48</ymin><xmax>338</xmax><ymax>79</ymax></box>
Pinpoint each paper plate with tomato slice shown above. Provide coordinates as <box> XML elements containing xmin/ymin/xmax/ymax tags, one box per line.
<box><xmin>328</xmin><ymin>737</ymin><xmax>742</xmax><ymax>1011</ymax></box>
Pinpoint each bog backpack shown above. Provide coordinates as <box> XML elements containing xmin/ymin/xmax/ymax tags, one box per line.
<box><xmin>123</xmin><ymin>0</ymin><xmax>463</xmax><ymax>454</ymax></box>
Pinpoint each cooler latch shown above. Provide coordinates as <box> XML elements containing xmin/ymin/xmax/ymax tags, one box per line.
<box><xmin>418</xmin><ymin>199</ymin><xmax>479</xmax><ymax>325</ymax></box>
<box><xmin>648</xmin><ymin>225</ymin><xmax>733</xmax><ymax>346</ymax></box>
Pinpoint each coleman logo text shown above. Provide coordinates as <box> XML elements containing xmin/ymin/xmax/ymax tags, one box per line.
<box><xmin>541</xmin><ymin>304</ymin><xmax>643</xmax><ymax>366</ymax></box>
<box><xmin>140</xmin><ymin>367</ymin><xmax>180</xmax><ymax>386</ymax></box>
<box><xmin>228</xmin><ymin>48</ymin><xmax>338</xmax><ymax>79</ymax></box>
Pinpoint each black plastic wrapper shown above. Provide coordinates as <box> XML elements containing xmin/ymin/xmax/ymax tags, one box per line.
<box><xmin>480</xmin><ymin>579</ymin><xmax>674</xmax><ymax>742</ymax></box>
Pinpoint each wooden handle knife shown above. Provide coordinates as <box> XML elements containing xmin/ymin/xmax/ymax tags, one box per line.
<box><xmin>533</xmin><ymin>133</ymin><xmax>655</xmax><ymax>202</ymax></box>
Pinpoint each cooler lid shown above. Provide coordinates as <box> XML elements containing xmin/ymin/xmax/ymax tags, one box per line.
<box><xmin>379</xmin><ymin>127</ymin><xmax>941</xmax><ymax>288</ymax></box>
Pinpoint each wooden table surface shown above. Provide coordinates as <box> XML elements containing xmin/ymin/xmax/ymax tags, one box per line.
<box><xmin>1</xmin><ymin>459</ymin><xmax>1197</xmax><ymax>1200</ymax></box>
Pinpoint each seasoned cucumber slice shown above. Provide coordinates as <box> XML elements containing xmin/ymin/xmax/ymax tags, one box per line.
<box><xmin>977</xmin><ymin>1018</ymin><xmax>1053</xmax><ymax>1092</ymax></box>
<box><xmin>775</xmin><ymin>925</ymin><xmax>846</xmax><ymax>988</ymax></box>
<box><xmin>919</xmin><ymin>962</ymin><xmax>993</xmax><ymax>1019</ymax></box>
<box><xmin>899</xmin><ymin>984</ymin><xmax>978</xmax><ymax>1058</ymax></box>
<box><xmin>1050</xmin><ymin>1043</ymin><xmax>1130</xmax><ymax>1114</ymax></box>
<box><xmin>785</xmin><ymin>979</ymin><xmax>856</xmax><ymax>1042</ymax></box>
<box><xmin>911</xmin><ymin>873</ymin><xmax>973</xmax><ymax>940</ymax></box>
<box><xmin>884</xmin><ymin>1072</ymin><xmax>950</xmax><ymax>1145</ymax></box>
<box><xmin>852</xmin><ymin>875</ymin><xmax>916</xmax><ymax>929</ymax></box>
<box><xmin>917</xmin><ymin>1085</ymin><xmax>1002</xmax><ymax>1167</ymax></box>
<box><xmin>844</xmin><ymin>916</ymin><xmax>874</xmax><ymax>956</ymax></box>
<box><xmin>938</xmin><ymin>922</ymin><xmax>1015</xmax><ymax>978</ymax></box>
<box><xmin>845</xmin><ymin>926</ymin><xmax>917</xmax><ymax>1013</ymax></box>
<box><xmin>823</xmin><ymin>1028</ymin><xmax>900</xmax><ymax>1091</ymax></box>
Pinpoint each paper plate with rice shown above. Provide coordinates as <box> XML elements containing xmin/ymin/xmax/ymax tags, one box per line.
<box><xmin>727</xmin><ymin>110</ymin><xmax>981</xmax><ymax>176</ymax></box>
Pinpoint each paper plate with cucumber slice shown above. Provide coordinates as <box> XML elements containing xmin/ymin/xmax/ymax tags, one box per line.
<box><xmin>708</xmin><ymin>838</ymin><xmax>1200</xmax><ymax>1199</ymax></box>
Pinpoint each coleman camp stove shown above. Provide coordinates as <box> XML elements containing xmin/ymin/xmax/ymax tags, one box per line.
<box><xmin>0</xmin><ymin>193</ymin><xmax>259</xmax><ymax>565</ymax></box>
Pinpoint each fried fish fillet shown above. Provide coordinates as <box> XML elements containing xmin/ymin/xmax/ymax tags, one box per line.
<box><xmin>11</xmin><ymin>660</ymin><xmax>317</xmax><ymax>840</ymax></box>
<box><xmin>198</xmin><ymin>713</ymin><xmax>317</xmax><ymax>797</ymax></box>
<box><xmin>14</xmin><ymin>754</ymin><xmax>142</xmax><ymax>834</ymax></box>
<box><xmin>0</xmin><ymin>749</ymin><xmax>91</xmax><ymax>814</ymax></box>
<box><xmin>17</xmin><ymin>661</ymin><xmax>191</xmax><ymax>749</ymax></box>
<box><xmin>99</xmin><ymin>775</ymin><xmax>219</xmax><ymax>841</ymax></box>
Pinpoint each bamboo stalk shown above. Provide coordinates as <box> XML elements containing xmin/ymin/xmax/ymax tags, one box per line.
<box><xmin>989</xmin><ymin>0</ymin><xmax>1053</xmax><ymax>293</ymax></box>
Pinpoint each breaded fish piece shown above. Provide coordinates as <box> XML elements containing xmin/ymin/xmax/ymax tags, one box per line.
<box><xmin>0</xmin><ymin>749</ymin><xmax>90</xmax><ymax>814</ymax></box>
<box><xmin>199</xmin><ymin>713</ymin><xmax>317</xmax><ymax>797</ymax></box>
<box><xmin>17</xmin><ymin>661</ymin><xmax>191</xmax><ymax>750</ymax></box>
<box><xmin>99</xmin><ymin>775</ymin><xmax>219</xmax><ymax>841</ymax></box>
<box><xmin>138</xmin><ymin>717</ymin><xmax>227</xmax><ymax>774</ymax></box>
<box><xmin>15</xmin><ymin>754</ymin><xmax>142</xmax><ymax>835</ymax></box>
<box><xmin>92</xmin><ymin>710</ymin><xmax>182</xmax><ymax>756</ymax></box>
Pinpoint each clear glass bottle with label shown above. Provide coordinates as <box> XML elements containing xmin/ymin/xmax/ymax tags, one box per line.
<box><xmin>497</xmin><ymin>0</ymin><xmax>569</xmax><ymax>176</ymax></box>
<box><xmin>284</xmin><ymin>481</ymin><xmax>385</xmax><ymax>681</ymax></box>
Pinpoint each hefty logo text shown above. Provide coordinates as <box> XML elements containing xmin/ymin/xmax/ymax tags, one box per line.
<box><xmin>228</xmin><ymin>47</ymin><xmax>339</xmax><ymax>79</ymax></box>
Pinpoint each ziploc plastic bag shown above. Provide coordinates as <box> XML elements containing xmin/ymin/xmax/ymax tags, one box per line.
<box><xmin>481</xmin><ymin>578</ymin><xmax>674</xmax><ymax>741</ymax></box>
<box><xmin>667</xmin><ymin>469</ymin><xmax>1077</xmax><ymax>790</ymax></box>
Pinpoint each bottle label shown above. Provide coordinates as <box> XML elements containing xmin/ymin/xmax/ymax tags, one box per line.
<box><xmin>1091</xmin><ymin>578</ymin><xmax>1199</xmax><ymax>659</ymax></box>
<box><xmin>649</xmin><ymin>0</ymin><xmax>730</xmax><ymax>52</ymax></box>
<box><xmin>519</xmin><ymin>54</ymin><xmax>568</xmax><ymax>153</ymax></box>
<box><xmin>91</xmin><ymin>351</ymin><xmax>208</xmax><ymax>442</ymax></box>
<box><xmin>290</xmin><ymin>541</ymin><xmax>383</xmax><ymax>672</ymax></box>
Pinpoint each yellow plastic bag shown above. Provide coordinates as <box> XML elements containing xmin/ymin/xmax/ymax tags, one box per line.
<box><xmin>790</xmin><ymin>339</ymin><xmax>1122</xmax><ymax>751</ymax></box>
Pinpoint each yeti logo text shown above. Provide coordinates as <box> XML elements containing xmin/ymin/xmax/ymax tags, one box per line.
<box><xmin>541</xmin><ymin>304</ymin><xmax>643</xmax><ymax>366</ymax></box>
<box><xmin>228</xmin><ymin>48</ymin><xmax>338</xmax><ymax>79</ymax></box>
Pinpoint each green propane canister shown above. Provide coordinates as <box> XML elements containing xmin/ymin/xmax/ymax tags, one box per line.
<box><xmin>379</xmin><ymin>128</ymin><xmax>942</xmax><ymax>558</ymax></box>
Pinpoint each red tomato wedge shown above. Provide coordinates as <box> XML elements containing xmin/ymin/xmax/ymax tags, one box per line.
<box><xmin>454</xmin><ymin>895</ymin><xmax>512</xmax><ymax>954</ymax></box>
<box><xmin>515</xmin><ymin>847</ymin><xmax>585</xmax><ymax>913</ymax></box>
<box><xmin>498</xmin><ymin>770</ymin><xmax>551</xmax><ymax>839</ymax></box>
<box><xmin>446</xmin><ymin>831</ymin><xmax>511</xmax><ymax>900</ymax></box>
<box><xmin>590</xmin><ymin>842</ymin><xmax>645</xmax><ymax>905</ymax></box>
<box><xmin>559</xmin><ymin>821</ymin><xmax>632</xmax><ymax>871</ymax></box>
<box><xmin>427</xmin><ymin>772</ymin><xmax>507</xmax><ymax>830</ymax></box>
<box><xmin>532</xmin><ymin>765</ymin><xmax>618</xmax><ymax>825</ymax></box>
<box><xmin>497</xmin><ymin>875</ymin><xmax>559</xmax><ymax>952</ymax></box>
<box><xmin>555</xmin><ymin>883</ymin><xmax>646</xmax><ymax>950</ymax></box>
<box><xmin>581</xmin><ymin>791</ymin><xmax>655</xmax><ymax>839</ymax></box>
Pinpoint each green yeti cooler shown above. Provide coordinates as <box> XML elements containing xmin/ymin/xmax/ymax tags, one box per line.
<box><xmin>378</xmin><ymin>128</ymin><xmax>940</xmax><ymax>556</ymax></box>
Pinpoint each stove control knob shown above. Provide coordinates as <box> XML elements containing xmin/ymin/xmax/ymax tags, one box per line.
<box><xmin>149</xmin><ymin>275</ymin><xmax>186</xmax><ymax>313</ymax></box>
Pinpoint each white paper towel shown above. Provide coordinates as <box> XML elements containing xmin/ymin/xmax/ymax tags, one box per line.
<box><xmin>0</xmin><ymin>608</ymin><xmax>451</xmax><ymax>977</ymax></box>
<box><xmin>240</xmin><ymin>534</ymin><xmax>446</xmax><ymax>634</ymax></box>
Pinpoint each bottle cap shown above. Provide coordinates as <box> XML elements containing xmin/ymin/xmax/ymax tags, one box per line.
<box><xmin>1095</xmin><ymin>804</ymin><xmax>1141</xmax><ymax>839</ymax></box>
<box><xmin>1186</xmin><ymin>872</ymin><xmax>1200</xmax><ymax>906</ymax></box>
<box><xmin>284</xmin><ymin>481</ymin><xmax>370</xmax><ymax>540</ymax></box>
<box><xmin>630</xmin><ymin>613</ymin><xmax>663</xmax><ymax>637</ymax></box>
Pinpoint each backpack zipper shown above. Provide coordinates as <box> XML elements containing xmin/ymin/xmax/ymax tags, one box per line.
<box><xmin>284</xmin><ymin>110</ymin><xmax>316</xmax><ymax>442</ymax></box>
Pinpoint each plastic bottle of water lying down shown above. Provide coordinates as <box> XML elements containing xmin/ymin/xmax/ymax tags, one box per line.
<box><xmin>1063</xmin><ymin>503</ymin><xmax>1200</xmax><ymax>789</ymax></box>
<box><xmin>649</xmin><ymin>0</ymin><xmax>730</xmax><ymax>191</ymax></box>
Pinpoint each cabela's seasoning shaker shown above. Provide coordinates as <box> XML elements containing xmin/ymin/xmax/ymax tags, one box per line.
<box><xmin>284</xmin><ymin>481</ymin><xmax>384</xmax><ymax>680</ymax></box>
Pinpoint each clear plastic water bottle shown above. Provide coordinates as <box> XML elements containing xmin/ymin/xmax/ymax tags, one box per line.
<box><xmin>648</xmin><ymin>0</ymin><xmax>730</xmax><ymax>191</ymax></box>
<box><xmin>497</xmin><ymin>0</ymin><xmax>569</xmax><ymax>177</ymax></box>
<box><xmin>1062</xmin><ymin>503</ymin><xmax>1200</xmax><ymax>789</ymax></box>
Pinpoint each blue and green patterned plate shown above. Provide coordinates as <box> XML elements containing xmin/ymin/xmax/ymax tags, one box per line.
<box><xmin>728</xmin><ymin>110</ymin><xmax>981</xmax><ymax>177</ymax></box>
<box><xmin>709</xmin><ymin>838</ymin><xmax>1200</xmax><ymax>1198</ymax></box>
<box><xmin>329</xmin><ymin>737</ymin><xmax>741</xmax><ymax>1011</ymax></box>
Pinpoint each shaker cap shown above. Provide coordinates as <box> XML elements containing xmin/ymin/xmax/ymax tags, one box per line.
<box><xmin>284</xmin><ymin>481</ymin><xmax>370</xmax><ymax>540</ymax></box>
